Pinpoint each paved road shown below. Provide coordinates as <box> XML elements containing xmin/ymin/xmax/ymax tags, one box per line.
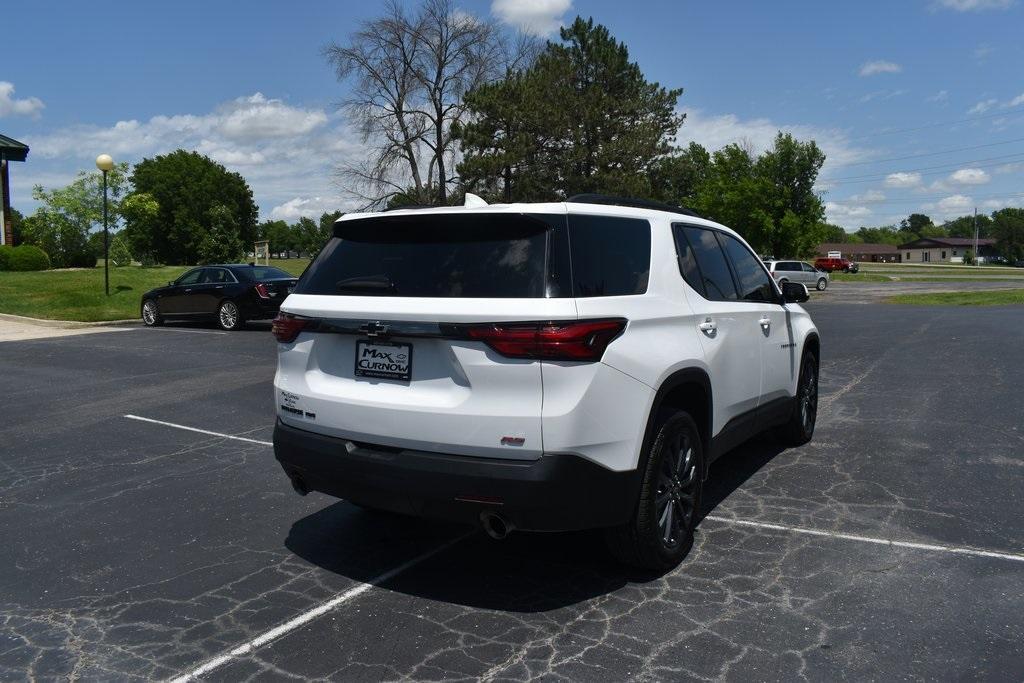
<box><xmin>1</xmin><ymin>306</ymin><xmax>1022</xmax><ymax>681</ymax></box>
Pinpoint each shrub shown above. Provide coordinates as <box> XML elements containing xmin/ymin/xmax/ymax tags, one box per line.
<box><xmin>109</xmin><ymin>236</ymin><xmax>133</xmax><ymax>266</ymax></box>
<box><xmin>7</xmin><ymin>244</ymin><xmax>52</xmax><ymax>271</ymax></box>
<box><xmin>0</xmin><ymin>244</ymin><xmax>12</xmax><ymax>270</ymax></box>
<box><xmin>66</xmin><ymin>243</ymin><xmax>99</xmax><ymax>268</ymax></box>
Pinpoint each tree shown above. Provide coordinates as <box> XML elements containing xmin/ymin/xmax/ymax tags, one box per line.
<box><xmin>258</xmin><ymin>220</ymin><xmax>293</xmax><ymax>257</ymax></box>
<box><xmin>855</xmin><ymin>225</ymin><xmax>902</xmax><ymax>245</ymax></box>
<box><xmin>197</xmin><ymin>205</ymin><xmax>244</xmax><ymax>264</ymax></box>
<box><xmin>325</xmin><ymin>0</ymin><xmax>514</xmax><ymax>207</ymax></box>
<box><xmin>21</xmin><ymin>163</ymin><xmax>130</xmax><ymax>268</ymax></box>
<box><xmin>751</xmin><ymin>133</ymin><xmax>827</xmax><ymax>257</ymax></box>
<box><xmin>120</xmin><ymin>192</ymin><xmax>161</xmax><ymax>263</ymax></box>
<box><xmin>818</xmin><ymin>223</ymin><xmax>849</xmax><ymax>243</ymax></box>
<box><xmin>943</xmin><ymin>214</ymin><xmax>991</xmax><ymax>239</ymax></box>
<box><xmin>990</xmin><ymin>208</ymin><xmax>1024</xmax><ymax>262</ymax></box>
<box><xmin>460</xmin><ymin>17</ymin><xmax>683</xmax><ymax>201</ymax></box>
<box><xmin>649</xmin><ymin>143</ymin><xmax>711</xmax><ymax>208</ymax></box>
<box><xmin>130</xmin><ymin>150</ymin><xmax>257</xmax><ymax>264</ymax></box>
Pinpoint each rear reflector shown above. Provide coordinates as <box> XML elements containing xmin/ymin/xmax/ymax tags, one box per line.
<box><xmin>272</xmin><ymin>313</ymin><xmax>310</xmax><ymax>343</ymax></box>
<box><xmin>463</xmin><ymin>319</ymin><xmax>626</xmax><ymax>362</ymax></box>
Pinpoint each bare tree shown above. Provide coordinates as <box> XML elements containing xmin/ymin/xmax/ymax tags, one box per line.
<box><xmin>324</xmin><ymin>0</ymin><xmax>525</xmax><ymax>208</ymax></box>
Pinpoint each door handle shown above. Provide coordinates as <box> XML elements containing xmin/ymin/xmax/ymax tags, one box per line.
<box><xmin>698</xmin><ymin>318</ymin><xmax>717</xmax><ymax>334</ymax></box>
<box><xmin>214</xmin><ymin>285</ymin><xmax>223</xmax><ymax>290</ymax></box>
<box><xmin>184</xmin><ymin>288</ymin><xmax>192</xmax><ymax>293</ymax></box>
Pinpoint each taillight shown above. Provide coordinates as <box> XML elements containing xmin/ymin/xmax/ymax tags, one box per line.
<box><xmin>272</xmin><ymin>313</ymin><xmax>310</xmax><ymax>343</ymax></box>
<box><xmin>254</xmin><ymin>282</ymin><xmax>270</xmax><ymax>299</ymax></box>
<box><xmin>463</xmin><ymin>319</ymin><xmax>626</xmax><ymax>362</ymax></box>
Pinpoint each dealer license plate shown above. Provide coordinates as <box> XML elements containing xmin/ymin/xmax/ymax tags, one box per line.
<box><xmin>354</xmin><ymin>340</ymin><xmax>413</xmax><ymax>381</ymax></box>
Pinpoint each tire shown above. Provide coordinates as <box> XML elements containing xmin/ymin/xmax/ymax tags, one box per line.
<box><xmin>141</xmin><ymin>299</ymin><xmax>163</xmax><ymax>326</ymax></box>
<box><xmin>816</xmin><ymin>278</ymin><xmax>828</xmax><ymax>291</ymax></box>
<box><xmin>217</xmin><ymin>300</ymin><xmax>244</xmax><ymax>331</ymax></box>
<box><xmin>779</xmin><ymin>350</ymin><xmax>818</xmax><ymax>446</ymax></box>
<box><xmin>606</xmin><ymin>410</ymin><xmax>704</xmax><ymax>571</ymax></box>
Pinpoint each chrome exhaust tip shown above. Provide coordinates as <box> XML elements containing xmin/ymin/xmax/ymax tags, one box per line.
<box><xmin>480</xmin><ymin>512</ymin><xmax>513</xmax><ymax>540</ymax></box>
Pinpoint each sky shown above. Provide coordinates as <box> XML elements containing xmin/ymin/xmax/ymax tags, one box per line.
<box><xmin>2</xmin><ymin>0</ymin><xmax>1023</xmax><ymax>230</ymax></box>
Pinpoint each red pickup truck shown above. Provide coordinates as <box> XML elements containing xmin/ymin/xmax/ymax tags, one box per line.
<box><xmin>814</xmin><ymin>257</ymin><xmax>859</xmax><ymax>273</ymax></box>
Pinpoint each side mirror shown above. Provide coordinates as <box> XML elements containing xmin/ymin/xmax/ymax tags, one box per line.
<box><xmin>781</xmin><ymin>281</ymin><xmax>809</xmax><ymax>303</ymax></box>
<box><xmin>168</xmin><ymin>281</ymin><xmax>175</xmax><ymax>287</ymax></box>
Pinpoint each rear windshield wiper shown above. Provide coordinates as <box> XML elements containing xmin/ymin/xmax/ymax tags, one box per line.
<box><xmin>335</xmin><ymin>275</ymin><xmax>398</xmax><ymax>294</ymax></box>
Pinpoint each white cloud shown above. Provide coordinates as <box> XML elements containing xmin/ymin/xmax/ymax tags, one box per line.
<box><xmin>23</xmin><ymin>92</ymin><xmax>358</xmax><ymax>220</ymax></box>
<box><xmin>973</xmin><ymin>44</ymin><xmax>995</xmax><ymax>61</ymax></box>
<box><xmin>676</xmin><ymin>109</ymin><xmax>873</xmax><ymax>177</ymax></box>
<box><xmin>968</xmin><ymin>98</ymin><xmax>998</xmax><ymax>114</ymax></box>
<box><xmin>949</xmin><ymin>168</ymin><xmax>990</xmax><ymax>185</ymax></box>
<box><xmin>859</xmin><ymin>60</ymin><xmax>902</xmax><ymax>77</ymax></box>
<box><xmin>825</xmin><ymin>202</ymin><xmax>872</xmax><ymax>227</ymax></box>
<box><xmin>1007</xmin><ymin>93</ymin><xmax>1024</xmax><ymax>108</ymax></box>
<box><xmin>860</xmin><ymin>89</ymin><xmax>907</xmax><ymax>103</ymax></box>
<box><xmin>936</xmin><ymin>194</ymin><xmax>973</xmax><ymax>214</ymax></box>
<box><xmin>926</xmin><ymin>90</ymin><xmax>949</xmax><ymax>103</ymax></box>
<box><xmin>851</xmin><ymin>189</ymin><xmax>887</xmax><ymax>202</ymax></box>
<box><xmin>933</xmin><ymin>0</ymin><xmax>1014</xmax><ymax>10</ymax></box>
<box><xmin>885</xmin><ymin>172</ymin><xmax>923</xmax><ymax>188</ymax></box>
<box><xmin>0</xmin><ymin>81</ymin><xmax>44</xmax><ymax>119</ymax></box>
<box><xmin>269</xmin><ymin>196</ymin><xmax>348</xmax><ymax>221</ymax></box>
<box><xmin>491</xmin><ymin>0</ymin><xmax>571</xmax><ymax>36</ymax></box>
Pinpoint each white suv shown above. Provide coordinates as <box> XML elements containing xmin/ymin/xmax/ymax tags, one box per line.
<box><xmin>272</xmin><ymin>195</ymin><xmax>819</xmax><ymax>570</ymax></box>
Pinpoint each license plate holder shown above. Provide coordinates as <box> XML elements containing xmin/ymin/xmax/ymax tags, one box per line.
<box><xmin>354</xmin><ymin>340</ymin><xmax>413</xmax><ymax>382</ymax></box>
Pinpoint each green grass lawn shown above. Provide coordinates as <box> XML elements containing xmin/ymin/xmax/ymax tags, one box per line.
<box><xmin>0</xmin><ymin>266</ymin><xmax>189</xmax><ymax>321</ymax></box>
<box><xmin>829</xmin><ymin>272</ymin><xmax>892</xmax><ymax>282</ymax></box>
<box><xmin>0</xmin><ymin>259</ymin><xmax>312</xmax><ymax>322</ymax></box>
<box><xmin>885</xmin><ymin>289</ymin><xmax>1024</xmax><ymax>306</ymax></box>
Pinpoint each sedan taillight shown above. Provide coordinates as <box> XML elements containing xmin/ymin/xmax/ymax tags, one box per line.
<box><xmin>272</xmin><ymin>313</ymin><xmax>310</xmax><ymax>343</ymax></box>
<box><xmin>462</xmin><ymin>319</ymin><xmax>626</xmax><ymax>362</ymax></box>
<box><xmin>254</xmin><ymin>282</ymin><xmax>271</xmax><ymax>299</ymax></box>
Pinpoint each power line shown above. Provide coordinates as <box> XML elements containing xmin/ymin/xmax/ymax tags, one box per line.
<box><xmin>824</xmin><ymin>151</ymin><xmax>1024</xmax><ymax>184</ymax></box>
<box><xmin>839</xmin><ymin>136</ymin><xmax>1024</xmax><ymax>167</ymax></box>
<box><xmin>824</xmin><ymin>190</ymin><xmax>1024</xmax><ymax>205</ymax></box>
<box><xmin>846</xmin><ymin>109</ymin><xmax>1024</xmax><ymax>142</ymax></box>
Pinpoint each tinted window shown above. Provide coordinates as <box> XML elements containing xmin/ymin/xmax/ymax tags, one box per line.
<box><xmin>681</xmin><ymin>227</ymin><xmax>737</xmax><ymax>301</ymax></box>
<box><xmin>672</xmin><ymin>225</ymin><xmax>704</xmax><ymax>296</ymax></box>
<box><xmin>177</xmin><ymin>269</ymin><xmax>203</xmax><ymax>285</ymax></box>
<box><xmin>234</xmin><ymin>266</ymin><xmax>292</xmax><ymax>281</ymax></box>
<box><xmin>202</xmin><ymin>268</ymin><xmax>234</xmax><ymax>284</ymax></box>
<box><xmin>296</xmin><ymin>214</ymin><xmax>552</xmax><ymax>298</ymax></box>
<box><xmin>720</xmin><ymin>233</ymin><xmax>776</xmax><ymax>302</ymax></box>
<box><xmin>776</xmin><ymin>262</ymin><xmax>798</xmax><ymax>272</ymax></box>
<box><xmin>568</xmin><ymin>215</ymin><xmax>650</xmax><ymax>296</ymax></box>
<box><xmin>801</xmin><ymin>263</ymin><xmax>816</xmax><ymax>272</ymax></box>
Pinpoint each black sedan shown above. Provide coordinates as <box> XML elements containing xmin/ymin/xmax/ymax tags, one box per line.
<box><xmin>141</xmin><ymin>264</ymin><xmax>299</xmax><ymax>330</ymax></box>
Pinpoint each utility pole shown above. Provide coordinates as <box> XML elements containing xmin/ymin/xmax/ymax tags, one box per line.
<box><xmin>973</xmin><ymin>207</ymin><xmax>979</xmax><ymax>268</ymax></box>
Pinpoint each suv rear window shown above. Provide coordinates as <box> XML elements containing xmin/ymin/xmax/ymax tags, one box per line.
<box><xmin>568</xmin><ymin>215</ymin><xmax>650</xmax><ymax>297</ymax></box>
<box><xmin>295</xmin><ymin>214</ymin><xmax>553</xmax><ymax>298</ymax></box>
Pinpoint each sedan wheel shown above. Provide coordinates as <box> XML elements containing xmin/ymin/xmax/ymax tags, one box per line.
<box><xmin>142</xmin><ymin>300</ymin><xmax>162</xmax><ymax>326</ymax></box>
<box><xmin>217</xmin><ymin>301</ymin><xmax>243</xmax><ymax>331</ymax></box>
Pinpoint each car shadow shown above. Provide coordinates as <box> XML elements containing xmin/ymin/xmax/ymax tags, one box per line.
<box><xmin>284</xmin><ymin>436</ymin><xmax>787</xmax><ymax>613</ymax></box>
<box><xmin>157</xmin><ymin>320</ymin><xmax>273</xmax><ymax>332</ymax></box>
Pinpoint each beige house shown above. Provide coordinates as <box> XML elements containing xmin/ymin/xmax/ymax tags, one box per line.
<box><xmin>898</xmin><ymin>237</ymin><xmax>998</xmax><ymax>264</ymax></box>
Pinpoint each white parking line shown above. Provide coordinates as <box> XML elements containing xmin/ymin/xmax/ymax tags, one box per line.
<box><xmin>703</xmin><ymin>515</ymin><xmax>1024</xmax><ymax>563</ymax></box>
<box><xmin>124</xmin><ymin>415</ymin><xmax>272</xmax><ymax>446</ymax></box>
<box><xmin>168</xmin><ymin>532</ymin><xmax>472</xmax><ymax>683</ymax></box>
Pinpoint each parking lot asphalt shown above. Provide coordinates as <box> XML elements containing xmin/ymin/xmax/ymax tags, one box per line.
<box><xmin>1</xmin><ymin>304</ymin><xmax>1023</xmax><ymax>681</ymax></box>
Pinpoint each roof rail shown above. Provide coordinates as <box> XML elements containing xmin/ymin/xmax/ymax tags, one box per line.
<box><xmin>566</xmin><ymin>194</ymin><xmax>701</xmax><ymax>218</ymax></box>
<box><xmin>382</xmin><ymin>203</ymin><xmax>436</xmax><ymax>212</ymax></box>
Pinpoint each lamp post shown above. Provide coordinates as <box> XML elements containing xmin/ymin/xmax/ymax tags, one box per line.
<box><xmin>96</xmin><ymin>154</ymin><xmax>114</xmax><ymax>295</ymax></box>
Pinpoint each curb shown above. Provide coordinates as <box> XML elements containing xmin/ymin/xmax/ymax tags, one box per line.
<box><xmin>0</xmin><ymin>313</ymin><xmax>140</xmax><ymax>329</ymax></box>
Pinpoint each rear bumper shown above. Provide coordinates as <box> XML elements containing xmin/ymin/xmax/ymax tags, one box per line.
<box><xmin>273</xmin><ymin>419</ymin><xmax>639</xmax><ymax>531</ymax></box>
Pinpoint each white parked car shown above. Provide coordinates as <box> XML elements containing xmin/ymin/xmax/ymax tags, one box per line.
<box><xmin>271</xmin><ymin>195</ymin><xmax>820</xmax><ymax>570</ymax></box>
<box><xmin>764</xmin><ymin>260</ymin><xmax>830</xmax><ymax>291</ymax></box>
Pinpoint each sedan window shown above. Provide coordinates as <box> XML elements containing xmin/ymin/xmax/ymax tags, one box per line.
<box><xmin>176</xmin><ymin>269</ymin><xmax>204</xmax><ymax>286</ymax></box>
